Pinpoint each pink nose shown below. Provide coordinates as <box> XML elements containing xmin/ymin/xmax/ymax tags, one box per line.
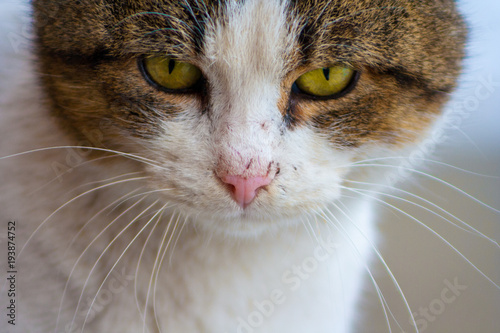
<box><xmin>220</xmin><ymin>174</ymin><xmax>273</xmax><ymax>208</ymax></box>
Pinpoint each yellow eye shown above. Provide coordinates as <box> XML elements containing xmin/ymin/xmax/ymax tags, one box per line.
<box><xmin>141</xmin><ymin>56</ymin><xmax>202</xmax><ymax>91</ymax></box>
<box><xmin>294</xmin><ymin>65</ymin><xmax>355</xmax><ymax>97</ymax></box>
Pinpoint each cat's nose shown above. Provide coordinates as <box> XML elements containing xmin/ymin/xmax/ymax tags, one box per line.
<box><xmin>220</xmin><ymin>174</ymin><xmax>273</xmax><ymax>208</ymax></box>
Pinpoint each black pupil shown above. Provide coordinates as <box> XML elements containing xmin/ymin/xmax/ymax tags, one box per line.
<box><xmin>322</xmin><ymin>68</ymin><xmax>330</xmax><ymax>81</ymax></box>
<box><xmin>168</xmin><ymin>59</ymin><xmax>175</xmax><ymax>74</ymax></box>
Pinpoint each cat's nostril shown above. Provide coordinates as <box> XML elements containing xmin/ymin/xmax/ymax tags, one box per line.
<box><xmin>220</xmin><ymin>174</ymin><xmax>274</xmax><ymax>208</ymax></box>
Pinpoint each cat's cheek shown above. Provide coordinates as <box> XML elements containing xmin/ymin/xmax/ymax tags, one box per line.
<box><xmin>140</xmin><ymin>115</ymin><xmax>353</xmax><ymax>234</ymax></box>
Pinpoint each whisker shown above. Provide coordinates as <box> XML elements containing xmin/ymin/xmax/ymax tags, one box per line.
<box><xmin>29</xmin><ymin>155</ymin><xmax>133</xmax><ymax>194</ymax></box>
<box><xmin>108</xmin><ymin>188</ymin><xmax>171</xmax><ymax>215</ymax></box>
<box><xmin>344</xmin><ymin>187</ymin><xmax>500</xmax><ymax>289</ymax></box>
<box><xmin>323</xmin><ymin>204</ymin><xmax>417</xmax><ymax>333</ymax></box>
<box><xmin>168</xmin><ymin>214</ymin><xmax>189</xmax><ymax>265</ymax></box>
<box><xmin>134</xmin><ymin>208</ymin><xmax>173</xmax><ymax>324</ymax></box>
<box><xmin>344</xmin><ymin>163</ymin><xmax>500</xmax><ymax>213</ymax></box>
<box><xmin>0</xmin><ymin>146</ymin><xmax>168</xmax><ymax>170</ymax></box>
<box><xmin>65</xmin><ymin>187</ymin><xmax>145</xmax><ymax>253</ymax></box>
<box><xmin>152</xmin><ymin>213</ymin><xmax>182</xmax><ymax>332</ymax></box>
<box><xmin>303</xmin><ymin>211</ymin><xmax>323</xmax><ymax>245</ymax></box>
<box><xmin>323</xmin><ymin>207</ymin><xmax>395</xmax><ymax>333</ymax></box>
<box><xmin>349</xmin><ymin>156</ymin><xmax>498</xmax><ymax>179</ymax></box>
<box><xmin>298</xmin><ymin>214</ymin><xmax>316</xmax><ymax>244</ymax></box>
<box><xmin>126</xmin><ymin>188</ymin><xmax>175</xmax><ymax>200</ymax></box>
<box><xmin>55</xmin><ymin>196</ymin><xmax>149</xmax><ymax>333</ymax></box>
<box><xmin>180</xmin><ymin>0</ymin><xmax>204</xmax><ymax>32</ymax></box>
<box><xmin>81</xmin><ymin>203</ymin><xmax>168</xmax><ymax>333</ymax></box>
<box><xmin>68</xmin><ymin>200</ymin><xmax>159</xmax><ymax>333</ymax></box>
<box><xmin>134</xmin><ymin>219</ymin><xmax>159</xmax><ymax>323</ymax></box>
<box><xmin>344</xmin><ymin>179</ymin><xmax>499</xmax><ymax>247</ymax></box>
<box><xmin>80</xmin><ymin>169</ymin><xmax>145</xmax><ymax>184</ymax></box>
<box><xmin>19</xmin><ymin>176</ymin><xmax>149</xmax><ymax>258</ymax></box>
<box><xmin>65</xmin><ymin>171</ymin><xmax>147</xmax><ymax>196</ymax></box>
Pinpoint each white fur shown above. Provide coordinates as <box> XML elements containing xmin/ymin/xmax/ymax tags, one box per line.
<box><xmin>0</xmin><ymin>1</ymin><xmax>378</xmax><ymax>332</ymax></box>
<box><xmin>149</xmin><ymin>0</ymin><xmax>355</xmax><ymax>235</ymax></box>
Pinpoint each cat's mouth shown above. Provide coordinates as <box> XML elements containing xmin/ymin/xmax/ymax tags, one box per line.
<box><xmin>159</xmin><ymin>183</ymin><xmax>330</xmax><ymax>238</ymax></box>
<box><xmin>192</xmin><ymin>206</ymin><xmax>304</xmax><ymax>237</ymax></box>
<box><xmin>146</xmin><ymin>156</ymin><xmax>343</xmax><ymax>233</ymax></box>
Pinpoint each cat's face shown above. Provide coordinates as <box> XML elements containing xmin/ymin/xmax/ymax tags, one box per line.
<box><xmin>33</xmin><ymin>0</ymin><xmax>466</xmax><ymax>236</ymax></box>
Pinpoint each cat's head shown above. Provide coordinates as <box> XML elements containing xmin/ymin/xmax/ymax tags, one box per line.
<box><xmin>33</xmin><ymin>0</ymin><xmax>466</xmax><ymax>236</ymax></box>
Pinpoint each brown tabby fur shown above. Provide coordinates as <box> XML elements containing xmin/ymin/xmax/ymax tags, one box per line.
<box><xmin>33</xmin><ymin>0</ymin><xmax>466</xmax><ymax>150</ymax></box>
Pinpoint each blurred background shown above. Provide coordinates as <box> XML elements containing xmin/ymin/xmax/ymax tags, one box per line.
<box><xmin>360</xmin><ymin>0</ymin><xmax>500</xmax><ymax>332</ymax></box>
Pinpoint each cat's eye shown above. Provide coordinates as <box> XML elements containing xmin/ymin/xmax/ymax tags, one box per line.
<box><xmin>293</xmin><ymin>65</ymin><xmax>356</xmax><ymax>98</ymax></box>
<box><xmin>140</xmin><ymin>56</ymin><xmax>202</xmax><ymax>92</ymax></box>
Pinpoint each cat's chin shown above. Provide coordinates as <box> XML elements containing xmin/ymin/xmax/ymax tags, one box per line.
<box><xmin>189</xmin><ymin>209</ymin><xmax>306</xmax><ymax>239</ymax></box>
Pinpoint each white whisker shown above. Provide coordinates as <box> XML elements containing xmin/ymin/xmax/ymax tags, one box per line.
<box><xmin>68</xmin><ymin>200</ymin><xmax>158</xmax><ymax>333</ymax></box>
<box><xmin>65</xmin><ymin>187</ymin><xmax>145</xmax><ymax>254</ymax></box>
<box><xmin>81</xmin><ymin>203</ymin><xmax>167</xmax><ymax>333</ymax></box>
<box><xmin>344</xmin><ymin>187</ymin><xmax>499</xmax><ymax>290</ymax></box>
<box><xmin>344</xmin><ymin>179</ymin><xmax>499</xmax><ymax>247</ymax></box>
<box><xmin>322</xmin><ymin>207</ymin><xmax>396</xmax><ymax>333</ymax></box>
<box><xmin>138</xmin><ymin>210</ymin><xmax>177</xmax><ymax>328</ymax></box>
<box><xmin>29</xmin><ymin>155</ymin><xmax>134</xmax><ymax>195</ymax></box>
<box><xmin>345</xmin><ymin>163</ymin><xmax>500</xmax><ymax>213</ymax></box>
<box><xmin>152</xmin><ymin>213</ymin><xmax>182</xmax><ymax>332</ymax></box>
<box><xmin>20</xmin><ymin>176</ymin><xmax>149</xmax><ymax>258</ymax></box>
<box><xmin>350</xmin><ymin>156</ymin><xmax>498</xmax><ymax>179</ymax></box>
<box><xmin>134</xmin><ymin>207</ymin><xmax>167</xmax><ymax>321</ymax></box>
<box><xmin>54</xmin><ymin>196</ymin><xmax>149</xmax><ymax>333</ymax></box>
<box><xmin>323</xmin><ymin>204</ymin><xmax>418</xmax><ymax>333</ymax></box>
<box><xmin>0</xmin><ymin>146</ymin><xmax>168</xmax><ymax>170</ymax></box>
<box><xmin>168</xmin><ymin>214</ymin><xmax>189</xmax><ymax>266</ymax></box>
<box><xmin>63</xmin><ymin>171</ymin><xmax>147</xmax><ymax>196</ymax></box>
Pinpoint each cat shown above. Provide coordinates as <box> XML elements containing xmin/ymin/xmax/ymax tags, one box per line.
<box><xmin>0</xmin><ymin>0</ymin><xmax>471</xmax><ymax>332</ymax></box>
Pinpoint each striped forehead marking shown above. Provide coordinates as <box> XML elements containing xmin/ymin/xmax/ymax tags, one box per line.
<box><xmin>199</xmin><ymin>0</ymin><xmax>303</xmax><ymax>128</ymax></box>
<box><xmin>203</xmin><ymin>0</ymin><xmax>298</xmax><ymax>87</ymax></box>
